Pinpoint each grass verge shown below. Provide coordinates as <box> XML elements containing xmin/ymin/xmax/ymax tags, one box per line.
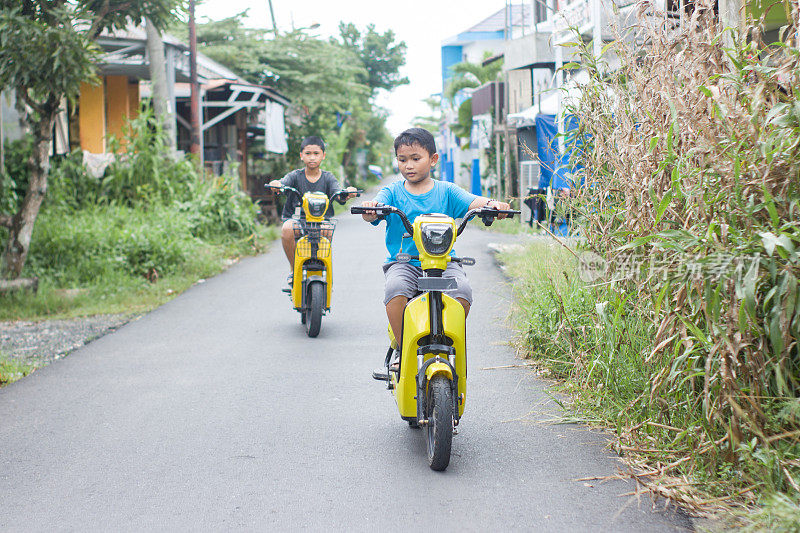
<box><xmin>0</xmin><ymin>223</ymin><xmax>277</xmax><ymax>321</ymax></box>
<box><xmin>498</xmin><ymin>239</ymin><xmax>800</xmax><ymax>530</ymax></box>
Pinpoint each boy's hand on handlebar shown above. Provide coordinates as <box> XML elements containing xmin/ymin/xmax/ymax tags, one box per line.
<box><xmin>487</xmin><ymin>199</ymin><xmax>512</xmax><ymax>218</ymax></box>
<box><xmin>268</xmin><ymin>180</ymin><xmax>282</xmax><ymax>189</ymax></box>
<box><xmin>345</xmin><ymin>186</ymin><xmax>359</xmax><ymax>200</ymax></box>
<box><xmin>360</xmin><ymin>200</ymin><xmax>380</xmax><ymax>222</ymax></box>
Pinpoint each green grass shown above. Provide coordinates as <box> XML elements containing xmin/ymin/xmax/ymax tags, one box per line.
<box><xmin>0</xmin><ymin>354</ymin><xmax>37</xmax><ymax>386</ymax></box>
<box><xmin>0</xmin><ymin>222</ymin><xmax>277</xmax><ymax>321</ymax></box>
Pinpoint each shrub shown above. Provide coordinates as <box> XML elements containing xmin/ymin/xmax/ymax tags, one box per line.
<box><xmin>47</xmin><ymin>149</ymin><xmax>102</xmax><ymax>209</ymax></box>
<box><xmin>176</xmin><ymin>173</ymin><xmax>258</xmax><ymax>240</ymax></box>
<box><xmin>24</xmin><ymin>205</ymin><xmax>205</xmax><ymax>284</ymax></box>
<box><xmin>0</xmin><ymin>135</ymin><xmax>33</xmax><ymax>214</ymax></box>
<box><xmin>102</xmin><ymin>106</ymin><xmax>197</xmax><ymax>205</ymax></box>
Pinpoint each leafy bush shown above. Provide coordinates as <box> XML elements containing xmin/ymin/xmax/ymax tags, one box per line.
<box><xmin>25</xmin><ymin>205</ymin><xmax>205</xmax><ymax>284</ymax></box>
<box><xmin>0</xmin><ymin>135</ymin><xmax>32</xmax><ymax>213</ymax></box>
<box><xmin>176</xmin><ymin>173</ymin><xmax>258</xmax><ymax>240</ymax></box>
<box><xmin>47</xmin><ymin>149</ymin><xmax>102</xmax><ymax>209</ymax></box>
<box><xmin>102</xmin><ymin>106</ymin><xmax>196</xmax><ymax>205</ymax></box>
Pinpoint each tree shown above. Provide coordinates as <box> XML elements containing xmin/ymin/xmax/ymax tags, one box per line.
<box><xmin>187</xmin><ymin>11</ymin><xmax>264</xmax><ymax>82</ymax></box>
<box><xmin>443</xmin><ymin>55</ymin><xmax>503</xmax><ymax>142</ymax></box>
<box><xmin>444</xmin><ymin>56</ymin><xmax>503</xmax><ymax>100</ymax></box>
<box><xmin>413</xmin><ymin>95</ymin><xmax>443</xmax><ymax>133</ymax></box>
<box><xmin>146</xmin><ymin>17</ymin><xmax>175</xmax><ymax>149</ymax></box>
<box><xmin>194</xmin><ymin>17</ymin><xmax>405</xmax><ymax>181</ymax></box>
<box><xmin>0</xmin><ymin>0</ymin><xmax>185</xmax><ymax>283</ymax></box>
<box><xmin>338</xmin><ymin>23</ymin><xmax>408</xmax><ymax>95</ymax></box>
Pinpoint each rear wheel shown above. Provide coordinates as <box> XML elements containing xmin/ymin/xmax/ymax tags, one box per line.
<box><xmin>426</xmin><ymin>376</ymin><xmax>453</xmax><ymax>471</ymax></box>
<box><xmin>305</xmin><ymin>282</ymin><xmax>323</xmax><ymax>337</ymax></box>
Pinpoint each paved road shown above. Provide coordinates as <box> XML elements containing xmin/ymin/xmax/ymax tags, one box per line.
<box><xmin>1</xmin><ymin>186</ymin><xmax>690</xmax><ymax>531</ymax></box>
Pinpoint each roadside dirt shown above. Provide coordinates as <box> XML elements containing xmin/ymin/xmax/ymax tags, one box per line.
<box><xmin>0</xmin><ymin>314</ymin><xmax>135</xmax><ymax>369</ymax></box>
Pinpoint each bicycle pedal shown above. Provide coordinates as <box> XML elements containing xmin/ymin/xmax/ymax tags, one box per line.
<box><xmin>281</xmin><ymin>288</ymin><xmax>291</xmax><ymax>293</ymax></box>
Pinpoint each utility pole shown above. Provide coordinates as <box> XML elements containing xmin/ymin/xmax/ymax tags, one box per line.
<box><xmin>0</xmin><ymin>99</ymin><xmax>4</xmax><ymax>173</ymax></box>
<box><xmin>268</xmin><ymin>0</ymin><xmax>278</xmax><ymax>36</ymax></box>
<box><xmin>189</xmin><ymin>0</ymin><xmax>201</xmax><ymax>160</ymax></box>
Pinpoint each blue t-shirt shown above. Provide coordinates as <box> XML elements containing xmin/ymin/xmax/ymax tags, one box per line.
<box><xmin>372</xmin><ymin>179</ymin><xmax>478</xmax><ymax>264</ymax></box>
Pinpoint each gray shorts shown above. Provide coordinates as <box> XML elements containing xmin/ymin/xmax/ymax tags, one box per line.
<box><xmin>382</xmin><ymin>261</ymin><xmax>473</xmax><ymax>305</ymax></box>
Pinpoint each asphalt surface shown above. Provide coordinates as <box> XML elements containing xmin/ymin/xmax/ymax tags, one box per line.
<box><xmin>0</xmin><ymin>184</ymin><xmax>691</xmax><ymax>531</ymax></box>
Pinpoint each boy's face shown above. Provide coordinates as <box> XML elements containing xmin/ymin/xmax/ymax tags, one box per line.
<box><xmin>395</xmin><ymin>143</ymin><xmax>438</xmax><ymax>184</ymax></box>
<box><xmin>300</xmin><ymin>144</ymin><xmax>325</xmax><ymax>170</ymax></box>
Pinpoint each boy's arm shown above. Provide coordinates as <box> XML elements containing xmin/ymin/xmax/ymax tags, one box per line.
<box><xmin>268</xmin><ymin>171</ymin><xmax>294</xmax><ymax>189</ymax></box>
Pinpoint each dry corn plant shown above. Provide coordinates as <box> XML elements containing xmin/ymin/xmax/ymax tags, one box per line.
<box><xmin>560</xmin><ymin>0</ymin><xmax>800</xmax><ymax>516</ymax></box>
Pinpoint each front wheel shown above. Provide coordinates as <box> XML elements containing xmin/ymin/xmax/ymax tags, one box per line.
<box><xmin>426</xmin><ymin>376</ymin><xmax>454</xmax><ymax>471</ymax></box>
<box><xmin>304</xmin><ymin>282</ymin><xmax>324</xmax><ymax>337</ymax></box>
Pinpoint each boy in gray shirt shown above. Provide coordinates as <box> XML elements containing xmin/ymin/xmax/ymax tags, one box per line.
<box><xmin>269</xmin><ymin>136</ymin><xmax>356</xmax><ymax>285</ymax></box>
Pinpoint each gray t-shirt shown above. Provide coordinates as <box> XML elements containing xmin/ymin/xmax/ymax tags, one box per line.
<box><xmin>279</xmin><ymin>169</ymin><xmax>342</xmax><ymax>219</ymax></box>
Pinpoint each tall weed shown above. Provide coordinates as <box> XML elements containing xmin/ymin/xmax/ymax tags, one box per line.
<box><xmin>513</xmin><ymin>0</ymin><xmax>800</xmax><ymax>518</ymax></box>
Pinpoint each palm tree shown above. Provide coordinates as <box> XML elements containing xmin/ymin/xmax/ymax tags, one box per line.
<box><xmin>443</xmin><ymin>55</ymin><xmax>503</xmax><ymax>141</ymax></box>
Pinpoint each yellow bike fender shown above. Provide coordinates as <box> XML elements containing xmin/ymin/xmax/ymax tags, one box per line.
<box><xmin>425</xmin><ymin>361</ymin><xmax>453</xmax><ymax>382</ymax></box>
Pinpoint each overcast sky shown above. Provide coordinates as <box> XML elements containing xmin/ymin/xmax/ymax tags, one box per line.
<box><xmin>196</xmin><ymin>0</ymin><xmax>510</xmax><ymax>135</ymax></box>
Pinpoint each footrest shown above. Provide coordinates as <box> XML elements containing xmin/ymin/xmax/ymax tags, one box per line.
<box><xmin>281</xmin><ymin>288</ymin><xmax>291</xmax><ymax>293</ymax></box>
<box><xmin>372</xmin><ymin>369</ymin><xmax>389</xmax><ymax>381</ymax></box>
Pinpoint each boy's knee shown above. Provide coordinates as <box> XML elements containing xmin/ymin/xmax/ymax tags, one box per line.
<box><xmin>281</xmin><ymin>220</ymin><xmax>295</xmax><ymax>237</ymax></box>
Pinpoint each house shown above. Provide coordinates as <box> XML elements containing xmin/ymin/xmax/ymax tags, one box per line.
<box><xmin>2</xmin><ymin>26</ymin><xmax>290</xmax><ymax>214</ymax></box>
<box><xmin>500</xmin><ymin>0</ymin><xmax>793</xmax><ymax>229</ymax></box>
<box><xmin>439</xmin><ymin>5</ymin><xmax>532</xmax><ymax>193</ymax></box>
<box><xmin>86</xmin><ymin>27</ymin><xmax>291</xmax><ymax>201</ymax></box>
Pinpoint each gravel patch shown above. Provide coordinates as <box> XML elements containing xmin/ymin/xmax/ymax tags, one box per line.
<box><xmin>0</xmin><ymin>314</ymin><xmax>136</xmax><ymax>367</ymax></box>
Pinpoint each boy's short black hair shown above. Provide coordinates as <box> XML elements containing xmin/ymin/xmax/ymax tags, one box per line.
<box><xmin>394</xmin><ymin>128</ymin><xmax>437</xmax><ymax>156</ymax></box>
<box><xmin>300</xmin><ymin>136</ymin><xmax>326</xmax><ymax>152</ymax></box>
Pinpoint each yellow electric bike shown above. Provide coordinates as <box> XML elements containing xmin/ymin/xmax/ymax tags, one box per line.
<box><xmin>351</xmin><ymin>204</ymin><xmax>519</xmax><ymax>470</ymax></box>
<box><xmin>270</xmin><ymin>184</ymin><xmax>360</xmax><ymax>337</ymax></box>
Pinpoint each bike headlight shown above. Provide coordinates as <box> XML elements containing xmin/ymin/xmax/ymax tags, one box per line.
<box><xmin>306</xmin><ymin>197</ymin><xmax>328</xmax><ymax>217</ymax></box>
<box><xmin>419</xmin><ymin>223</ymin><xmax>454</xmax><ymax>256</ymax></box>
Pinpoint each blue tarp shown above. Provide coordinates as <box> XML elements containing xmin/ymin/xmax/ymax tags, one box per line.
<box><xmin>534</xmin><ymin>114</ymin><xmax>559</xmax><ymax>189</ymax></box>
<box><xmin>534</xmin><ymin>113</ymin><xmax>584</xmax><ymax>236</ymax></box>
<box><xmin>534</xmin><ymin>114</ymin><xmax>583</xmax><ymax>190</ymax></box>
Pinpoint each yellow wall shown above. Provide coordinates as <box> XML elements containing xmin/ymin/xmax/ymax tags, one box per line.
<box><xmin>127</xmin><ymin>81</ymin><xmax>139</xmax><ymax>121</ymax></box>
<box><xmin>79</xmin><ymin>80</ymin><xmax>106</xmax><ymax>154</ymax></box>
<box><xmin>106</xmin><ymin>75</ymin><xmax>130</xmax><ymax>146</ymax></box>
<box><xmin>79</xmin><ymin>76</ymin><xmax>141</xmax><ymax>153</ymax></box>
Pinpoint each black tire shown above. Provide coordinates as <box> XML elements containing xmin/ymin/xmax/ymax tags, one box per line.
<box><xmin>426</xmin><ymin>376</ymin><xmax>453</xmax><ymax>471</ymax></box>
<box><xmin>305</xmin><ymin>282</ymin><xmax>323</xmax><ymax>337</ymax></box>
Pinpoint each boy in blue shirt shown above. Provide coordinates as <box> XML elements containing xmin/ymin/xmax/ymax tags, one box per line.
<box><xmin>360</xmin><ymin>128</ymin><xmax>510</xmax><ymax>359</ymax></box>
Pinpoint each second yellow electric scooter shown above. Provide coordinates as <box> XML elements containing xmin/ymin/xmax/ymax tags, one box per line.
<box><xmin>270</xmin><ymin>184</ymin><xmax>360</xmax><ymax>337</ymax></box>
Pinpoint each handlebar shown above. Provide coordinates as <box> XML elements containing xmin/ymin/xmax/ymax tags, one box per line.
<box><xmin>350</xmin><ymin>204</ymin><xmax>414</xmax><ymax>234</ymax></box>
<box><xmin>457</xmin><ymin>207</ymin><xmax>521</xmax><ymax>235</ymax></box>
<box><xmin>267</xmin><ymin>184</ymin><xmax>301</xmax><ymax>198</ymax></box>
<box><xmin>268</xmin><ymin>184</ymin><xmax>362</xmax><ymax>202</ymax></box>
<box><xmin>331</xmin><ymin>189</ymin><xmax>363</xmax><ymax>204</ymax></box>
<box><xmin>352</xmin><ymin>204</ymin><xmax>520</xmax><ymax>236</ymax></box>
